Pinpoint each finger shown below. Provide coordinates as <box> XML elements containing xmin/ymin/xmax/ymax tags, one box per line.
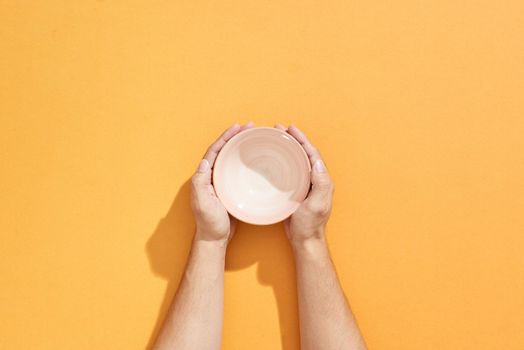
<box><xmin>203</xmin><ymin>123</ymin><xmax>241</xmax><ymax>167</ymax></box>
<box><xmin>191</xmin><ymin>159</ymin><xmax>212</xmax><ymax>201</ymax></box>
<box><xmin>304</xmin><ymin>158</ymin><xmax>334</xmax><ymax>215</ymax></box>
<box><xmin>194</xmin><ymin>122</ymin><xmax>252</xmax><ymax>198</ymax></box>
<box><xmin>287</xmin><ymin>125</ymin><xmax>323</xmax><ymax>166</ymax></box>
<box><xmin>240</xmin><ymin>121</ymin><xmax>255</xmax><ymax>131</ymax></box>
<box><xmin>286</xmin><ymin>125</ymin><xmax>333</xmax><ymax>207</ymax></box>
<box><xmin>274</xmin><ymin>123</ymin><xmax>287</xmax><ymax>131</ymax></box>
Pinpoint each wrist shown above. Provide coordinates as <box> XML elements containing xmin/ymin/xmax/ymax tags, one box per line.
<box><xmin>289</xmin><ymin>226</ymin><xmax>326</xmax><ymax>249</ymax></box>
<box><xmin>194</xmin><ymin>228</ymin><xmax>230</xmax><ymax>247</ymax></box>
<box><xmin>191</xmin><ymin>237</ymin><xmax>228</xmax><ymax>259</ymax></box>
<box><xmin>185</xmin><ymin>236</ymin><xmax>227</xmax><ymax>281</ymax></box>
<box><xmin>194</xmin><ymin>230</ymin><xmax>229</xmax><ymax>250</ymax></box>
<box><xmin>291</xmin><ymin>236</ymin><xmax>329</xmax><ymax>259</ymax></box>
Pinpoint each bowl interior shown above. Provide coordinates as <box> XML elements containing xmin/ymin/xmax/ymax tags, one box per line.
<box><xmin>213</xmin><ymin>127</ymin><xmax>311</xmax><ymax>225</ymax></box>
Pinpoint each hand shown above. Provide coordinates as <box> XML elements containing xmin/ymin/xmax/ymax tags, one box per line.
<box><xmin>275</xmin><ymin>124</ymin><xmax>334</xmax><ymax>247</ymax></box>
<box><xmin>191</xmin><ymin>122</ymin><xmax>254</xmax><ymax>245</ymax></box>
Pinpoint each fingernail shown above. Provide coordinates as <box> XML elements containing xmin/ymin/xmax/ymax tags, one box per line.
<box><xmin>197</xmin><ymin>159</ymin><xmax>210</xmax><ymax>173</ymax></box>
<box><xmin>314</xmin><ymin>159</ymin><xmax>326</xmax><ymax>173</ymax></box>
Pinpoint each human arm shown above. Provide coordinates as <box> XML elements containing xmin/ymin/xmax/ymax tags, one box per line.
<box><xmin>275</xmin><ymin>124</ymin><xmax>367</xmax><ymax>350</ymax></box>
<box><xmin>152</xmin><ymin>122</ymin><xmax>253</xmax><ymax>350</ymax></box>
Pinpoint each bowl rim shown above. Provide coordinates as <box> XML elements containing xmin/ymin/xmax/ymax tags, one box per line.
<box><xmin>212</xmin><ymin>126</ymin><xmax>311</xmax><ymax>225</ymax></box>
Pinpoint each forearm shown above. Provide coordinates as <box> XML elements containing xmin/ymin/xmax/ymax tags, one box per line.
<box><xmin>293</xmin><ymin>238</ymin><xmax>366</xmax><ymax>350</ymax></box>
<box><xmin>153</xmin><ymin>239</ymin><xmax>226</xmax><ymax>350</ymax></box>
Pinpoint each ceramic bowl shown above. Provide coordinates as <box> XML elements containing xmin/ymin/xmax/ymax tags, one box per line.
<box><xmin>213</xmin><ymin>127</ymin><xmax>311</xmax><ymax>225</ymax></box>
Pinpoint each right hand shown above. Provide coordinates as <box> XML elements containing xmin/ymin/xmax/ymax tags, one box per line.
<box><xmin>274</xmin><ymin>124</ymin><xmax>334</xmax><ymax>247</ymax></box>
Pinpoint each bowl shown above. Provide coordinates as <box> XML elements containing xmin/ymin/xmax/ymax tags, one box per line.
<box><xmin>213</xmin><ymin>127</ymin><xmax>311</xmax><ymax>225</ymax></box>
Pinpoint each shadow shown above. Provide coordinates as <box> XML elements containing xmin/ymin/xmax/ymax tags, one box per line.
<box><xmin>145</xmin><ymin>180</ymin><xmax>300</xmax><ymax>350</ymax></box>
<box><xmin>145</xmin><ymin>180</ymin><xmax>195</xmax><ymax>349</ymax></box>
<box><xmin>226</xmin><ymin>222</ymin><xmax>300</xmax><ymax>350</ymax></box>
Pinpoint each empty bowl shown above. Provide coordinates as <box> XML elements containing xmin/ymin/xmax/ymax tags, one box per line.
<box><xmin>213</xmin><ymin>127</ymin><xmax>311</xmax><ymax>225</ymax></box>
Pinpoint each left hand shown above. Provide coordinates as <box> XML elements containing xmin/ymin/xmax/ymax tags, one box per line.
<box><xmin>191</xmin><ymin>122</ymin><xmax>254</xmax><ymax>245</ymax></box>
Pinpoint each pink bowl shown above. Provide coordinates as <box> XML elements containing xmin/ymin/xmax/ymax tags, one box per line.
<box><xmin>213</xmin><ymin>127</ymin><xmax>311</xmax><ymax>225</ymax></box>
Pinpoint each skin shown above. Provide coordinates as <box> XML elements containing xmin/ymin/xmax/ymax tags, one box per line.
<box><xmin>276</xmin><ymin>124</ymin><xmax>367</xmax><ymax>350</ymax></box>
<box><xmin>152</xmin><ymin>123</ymin><xmax>366</xmax><ymax>350</ymax></box>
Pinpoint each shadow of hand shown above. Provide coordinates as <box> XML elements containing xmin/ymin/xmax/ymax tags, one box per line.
<box><xmin>145</xmin><ymin>180</ymin><xmax>194</xmax><ymax>349</ymax></box>
<box><xmin>226</xmin><ymin>222</ymin><xmax>300</xmax><ymax>349</ymax></box>
<box><xmin>145</xmin><ymin>180</ymin><xmax>299</xmax><ymax>350</ymax></box>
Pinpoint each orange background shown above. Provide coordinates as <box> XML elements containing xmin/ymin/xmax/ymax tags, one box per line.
<box><xmin>1</xmin><ymin>1</ymin><xmax>523</xmax><ymax>349</ymax></box>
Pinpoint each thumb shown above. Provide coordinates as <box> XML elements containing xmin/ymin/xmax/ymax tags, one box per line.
<box><xmin>191</xmin><ymin>159</ymin><xmax>212</xmax><ymax>199</ymax></box>
<box><xmin>305</xmin><ymin>159</ymin><xmax>334</xmax><ymax>211</ymax></box>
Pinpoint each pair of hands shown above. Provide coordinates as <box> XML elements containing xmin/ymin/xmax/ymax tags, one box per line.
<box><xmin>191</xmin><ymin>122</ymin><xmax>334</xmax><ymax>248</ymax></box>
